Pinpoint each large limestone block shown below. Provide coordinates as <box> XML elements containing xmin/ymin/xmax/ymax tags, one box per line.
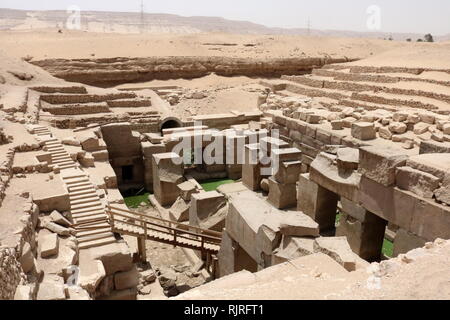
<box><xmin>37</xmin><ymin>282</ymin><xmax>66</xmax><ymax>300</ymax></box>
<box><xmin>270</xmin><ymin>147</ymin><xmax>302</xmax><ymax>163</ymax></box>
<box><xmin>267</xmin><ymin>177</ymin><xmax>297</xmax><ymax>209</ymax></box>
<box><xmin>359</xmin><ymin>145</ymin><xmax>408</xmax><ymax>186</ymax></box>
<box><xmin>419</xmin><ymin>140</ymin><xmax>450</xmax><ymax>154</ymax></box>
<box><xmin>434</xmin><ymin>176</ymin><xmax>450</xmax><ymax>206</ymax></box>
<box><xmin>78</xmin><ymin>253</ymin><xmax>106</xmax><ymax>294</ymax></box>
<box><xmin>336</xmin><ymin>147</ymin><xmax>359</xmax><ymax>171</ymax></box>
<box><xmin>273</xmin><ymin>160</ymin><xmax>302</xmax><ymax>184</ymax></box>
<box><xmin>87</xmin><ymin>241</ymin><xmax>133</xmax><ymax>275</ymax></box>
<box><xmin>310</xmin><ymin>152</ymin><xmax>361</xmax><ymax>202</ymax></box>
<box><xmin>141</xmin><ymin>141</ymin><xmax>166</xmax><ymax>158</ymax></box>
<box><xmin>40</xmin><ymin>233</ymin><xmax>59</xmax><ymax>258</ymax></box>
<box><xmin>313</xmin><ymin>237</ymin><xmax>356</xmax><ymax>271</ymax></box>
<box><xmin>395</xmin><ymin>166</ymin><xmax>440</xmax><ymax>198</ymax></box>
<box><xmin>80</xmin><ymin>132</ymin><xmax>100</xmax><ymax>152</ymax></box>
<box><xmin>279</xmin><ymin>212</ymin><xmax>319</xmax><ymax>237</ymax></box>
<box><xmin>189</xmin><ymin>191</ymin><xmax>227</xmax><ymax>231</ymax></box>
<box><xmin>114</xmin><ymin>266</ymin><xmax>139</xmax><ymax>291</ymax></box>
<box><xmin>260</xmin><ymin>137</ymin><xmax>289</xmax><ymax>156</ymax></box>
<box><xmin>272</xmin><ymin>236</ymin><xmax>315</xmax><ymax>265</ymax></box>
<box><xmin>152</xmin><ymin>152</ymin><xmax>184</xmax><ymax>206</ymax></box>
<box><xmin>242</xmin><ymin>144</ymin><xmax>263</xmax><ymax>191</ymax></box>
<box><xmin>44</xmin><ymin>221</ymin><xmax>71</xmax><ymax>237</ymax></box>
<box><xmin>351</xmin><ymin>122</ymin><xmax>376</xmax><ymax>140</ymax></box>
<box><xmin>297</xmin><ymin>173</ymin><xmax>338</xmax><ymax>231</ymax></box>
<box><xmin>169</xmin><ymin>197</ymin><xmax>190</xmax><ymax>222</ymax></box>
<box><xmin>406</xmin><ymin>153</ymin><xmax>450</xmax><ymax>180</ymax></box>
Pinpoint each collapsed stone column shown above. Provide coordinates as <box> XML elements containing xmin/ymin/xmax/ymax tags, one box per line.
<box><xmin>152</xmin><ymin>152</ymin><xmax>184</xmax><ymax>206</ymax></box>
<box><xmin>297</xmin><ymin>173</ymin><xmax>338</xmax><ymax>232</ymax></box>
<box><xmin>336</xmin><ymin>197</ymin><xmax>387</xmax><ymax>262</ymax></box>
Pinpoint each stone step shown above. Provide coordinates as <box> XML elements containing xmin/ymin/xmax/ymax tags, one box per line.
<box><xmin>72</xmin><ymin>209</ymin><xmax>106</xmax><ymax>219</ymax></box>
<box><xmin>60</xmin><ymin>164</ymin><xmax>77</xmax><ymax>170</ymax></box>
<box><xmin>69</xmin><ymin>192</ymin><xmax>98</xmax><ymax>201</ymax></box>
<box><xmin>76</xmin><ymin>228</ymin><xmax>112</xmax><ymax>238</ymax></box>
<box><xmin>68</xmin><ymin>184</ymin><xmax>95</xmax><ymax>193</ymax></box>
<box><xmin>70</xmin><ymin>195</ymin><xmax>100</xmax><ymax>206</ymax></box>
<box><xmin>73</xmin><ymin>214</ymin><xmax>107</xmax><ymax>224</ymax></box>
<box><xmin>52</xmin><ymin>159</ymin><xmax>74</xmax><ymax>165</ymax></box>
<box><xmin>69</xmin><ymin>187</ymin><xmax>96</xmax><ymax>197</ymax></box>
<box><xmin>71</xmin><ymin>200</ymin><xmax>103</xmax><ymax>211</ymax></box>
<box><xmin>52</xmin><ymin>154</ymin><xmax>72</xmax><ymax>161</ymax></box>
<box><xmin>65</xmin><ymin>178</ymin><xmax>90</xmax><ymax>186</ymax></box>
<box><xmin>78</xmin><ymin>237</ymin><xmax>117</xmax><ymax>250</ymax></box>
<box><xmin>71</xmin><ymin>204</ymin><xmax>104</xmax><ymax>214</ymax></box>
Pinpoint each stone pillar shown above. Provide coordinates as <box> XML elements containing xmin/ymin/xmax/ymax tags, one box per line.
<box><xmin>242</xmin><ymin>144</ymin><xmax>262</xmax><ymax>191</ymax></box>
<box><xmin>336</xmin><ymin>197</ymin><xmax>387</xmax><ymax>262</ymax></box>
<box><xmin>152</xmin><ymin>152</ymin><xmax>184</xmax><ymax>206</ymax></box>
<box><xmin>142</xmin><ymin>141</ymin><xmax>166</xmax><ymax>192</ymax></box>
<box><xmin>225</xmin><ymin>134</ymin><xmax>246</xmax><ymax>180</ymax></box>
<box><xmin>297</xmin><ymin>173</ymin><xmax>338</xmax><ymax>232</ymax></box>
<box><xmin>217</xmin><ymin>230</ymin><xmax>258</xmax><ymax>278</ymax></box>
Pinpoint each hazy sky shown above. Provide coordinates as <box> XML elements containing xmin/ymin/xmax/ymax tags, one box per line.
<box><xmin>2</xmin><ymin>0</ymin><xmax>449</xmax><ymax>35</ymax></box>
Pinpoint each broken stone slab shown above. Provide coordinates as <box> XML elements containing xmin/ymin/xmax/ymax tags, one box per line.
<box><xmin>272</xmin><ymin>236</ymin><xmax>315</xmax><ymax>265</ymax></box>
<box><xmin>359</xmin><ymin>145</ymin><xmax>408</xmax><ymax>186</ymax></box>
<box><xmin>169</xmin><ymin>197</ymin><xmax>190</xmax><ymax>222</ymax></box>
<box><xmin>50</xmin><ymin>210</ymin><xmax>72</xmax><ymax>227</ymax></box>
<box><xmin>158</xmin><ymin>267</ymin><xmax>177</xmax><ymax>290</ymax></box>
<box><xmin>313</xmin><ymin>237</ymin><xmax>356</xmax><ymax>272</ymax></box>
<box><xmin>114</xmin><ymin>266</ymin><xmax>139</xmax><ymax>291</ymax></box>
<box><xmin>44</xmin><ymin>221</ymin><xmax>72</xmax><ymax>237</ymax></box>
<box><xmin>86</xmin><ymin>241</ymin><xmax>133</xmax><ymax>275</ymax></box>
<box><xmin>278</xmin><ymin>212</ymin><xmax>319</xmax><ymax>237</ymax></box>
<box><xmin>78</xmin><ymin>257</ymin><xmax>106</xmax><ymax>294</ymax></box>
<box><xmin>351</xmin><ymin>122</ymin><xmax>376</xmax><ymax>140</ymax></box>
<box><xmin>40</xmin><ymin>233</ymin><xmax>59</xmax><ymax>258</ymax></box>
<box><xmin>395</xmin><ymin>166</ymin><xmax>441</xmax><ymax>198</ymax></box>
<box><xmin>36</xmin><ymin>281</ymin><xmax>66</xmax><ymax>300</ymax></box>
<box><xmin>434</xmin><ymin>176</ymin><xmax>450</xmax><ymax>206</ymax></box>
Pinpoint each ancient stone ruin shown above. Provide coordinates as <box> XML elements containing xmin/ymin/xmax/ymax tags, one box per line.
<box><xmin>0</xmin><ymin>24</ymin><xmax>449</xmax><ymax>301</ymax></box>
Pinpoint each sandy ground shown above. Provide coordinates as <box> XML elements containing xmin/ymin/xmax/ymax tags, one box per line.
<box><xmin>0</xmin><ymin>29</ymin><xmax>413</xmax><ymax>61</ymax></box>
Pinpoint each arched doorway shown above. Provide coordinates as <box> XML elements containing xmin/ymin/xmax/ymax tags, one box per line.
<box><xmin>160</xmin><ymin>117</ymin><xmax>183</xmax><ymax>133</ymax></box>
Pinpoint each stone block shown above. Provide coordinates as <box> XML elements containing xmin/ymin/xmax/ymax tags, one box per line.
<box><xmin>152</xmin><ymin>152</ymin><xmax>184</xmax><ymax>206</ymax></box>
<box><xmin>419</xmin><ymin>140</ymin><xmax>450</xmax><ymax>154</ymax></box>
<box><xmin>395</xmin><ymin>166</ymin><xmax>440</xmax><ymax>198</ymax></box>
<box><xmin>36</xmin><ymin>282</ymin><xmax>66</xmax><ymax>300</ymax></box>
<box><xmin>87</xmin><ymin>241</ymin><xmax>133</xmax><ymax>275</ymax></box>
<box><xmin>242</xmin><ymin>144</ymin><xmax>263</xmax><ymax>191</ymax></box>
<box><xmin>351</xmin><ymin>122</ymin><xmax>376</xmax><ymax>140</ymax></box>
<box><xmin>267</xmin><ymin>177</ymin><xmax>296</xmax><ymax>209</ymax></box>
<box><xmin>189</xmin><ymin>191</ymin><xmax>227</xmax><ymax>231</ymax></box>
<box><xmin>274</xmin><ymin>160</ymin><xmax>302</xmax><ymax>184</ymax></box>
<box><xmin>19</xmin><ymin>242</ymin><xmax>35</xmax><ymax>273</ymax></box>
<box><xmin>336</xmin><ymin>147</ymin><xmax>359</xmax><ymax>171</ymax></box>
<box><xmin>177</xmin><ymin>180</ymin><xmax>199</xmax><ymax>201</ymax></box>
<box><xmin>407</xmin><ymin>153</ymin><xmax>450</xmax><ymax>180</ymax></box>
<box><xmin>313</xmin><ymin>237</ymin><xmax>356</xmax><ymax>271</ymax></box>
<box><xmin>114</xmin><ymin>266</ymin><xmax>139</xmax><ymax>291</ymax></box>
<box><xmin>40</xmin><ymin>233</ymin><xmax>59</xmax><ymax>258</ymax></box>
<box><xmin>272</xmin><ymin>236</ymin><xmax>315</xmax><ymax>265</ymax></box>
<box><xmin>359</xmin><ymin>145</ymin><xmax>408</xmax><ymax>186</ymax></box>
<box><xmin>169</xmin><ymin>197</ymin><xmax>190</xmax><ymax>222</ymax></box>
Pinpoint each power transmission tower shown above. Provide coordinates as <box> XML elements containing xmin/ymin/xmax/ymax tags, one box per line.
<box><xmin>140</xmin><ymin>0</ymin><xmax>145</xmax><ymax>33</ymax></box>
<box><xmin>307</xmin><ymin>17</ymin><xmax>311</xmax><ymax>36</ymax></box>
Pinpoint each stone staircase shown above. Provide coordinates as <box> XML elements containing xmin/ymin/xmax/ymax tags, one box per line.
<box><xmin>29</xmin><ymin>125</ymin><xmax>116</xmax><ymax>250</ymax></box>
